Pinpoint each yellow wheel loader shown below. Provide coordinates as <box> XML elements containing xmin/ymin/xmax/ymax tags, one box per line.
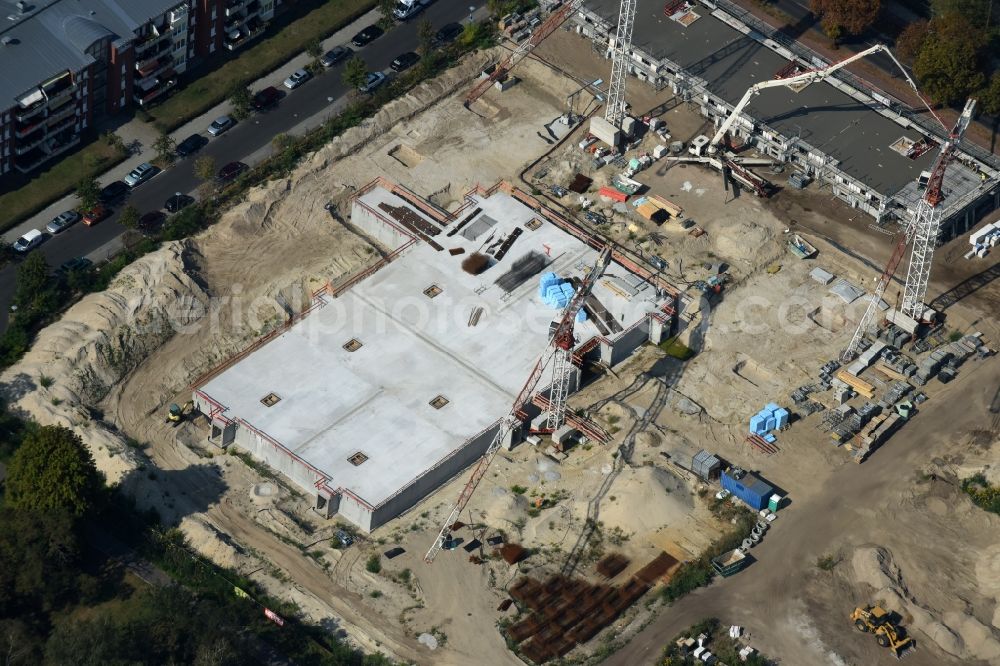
<box><xmin>850</xmin><ymin>605</ymin><xmax>916</xmax><ymax>659</ymax></box>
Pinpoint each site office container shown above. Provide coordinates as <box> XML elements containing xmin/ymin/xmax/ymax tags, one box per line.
<box><xmin>721</xmin><ymin>468</ymin><xmax>773</xmax><ymax>511</ymax></box>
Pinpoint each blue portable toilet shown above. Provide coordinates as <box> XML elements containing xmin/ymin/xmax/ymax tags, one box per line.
<box><xmin>773</xmin><ymin>407</ymin><xmax>789</xmax><ymax>429</ymax></box>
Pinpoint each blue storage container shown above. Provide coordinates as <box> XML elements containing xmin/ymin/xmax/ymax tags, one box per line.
<box><xmin>773</xmin><ymin>407</ymin><xmax>789</xmax><ymax>429</ymax></box>
<box><xmin>749</xmin><ymin>414</ymin><xmax>766</xmax><ymax>435</ymax></box>
<box><xmin>721</xmin><ymin>469</ymin><xmax>774</xmax><ymax>511</ymax></box>
<box><xmin>764</xmin><ymin>417</ymin><xmax>776</xmax><ymax>432</ymax></box>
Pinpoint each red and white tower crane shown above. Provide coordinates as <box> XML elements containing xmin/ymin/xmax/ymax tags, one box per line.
<box><xmin>425</xmin><ymin>246</ymin><xmax>613</xmax><ymax>563</ymax></box>
<box><xmin>604</xmin><ymin>0</ymin><xmax>638</xmax><ymax>129</ymax></box>
<box><xmin>842</xmin><ymin>99</ymin><xmax>976</xmax><ymax>362</ymax></box>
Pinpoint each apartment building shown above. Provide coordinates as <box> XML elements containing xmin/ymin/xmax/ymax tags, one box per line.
<box><xmin>571</xmin><ymin>0</ymin><xmax>1000</xmax><ymax>239</ymax></box>
<box><xmin>0</xmin><ymin>0</ymin><xmax>280</xmax><ymax>177</ymax></box>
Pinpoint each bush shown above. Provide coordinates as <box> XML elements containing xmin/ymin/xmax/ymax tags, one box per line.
<box><xmin>365</xmin><ymin>554</ymin><xmax>382</xmax><ymax>574</ymax></box>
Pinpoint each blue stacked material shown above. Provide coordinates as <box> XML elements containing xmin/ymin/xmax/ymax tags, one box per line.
<box><xmin>764</xmin><ymin>416</ymin><xmax>776</xmax><ymax>432</ymax></box>
<box><xmin>764</xmin><ymin>402</ymin><xmax>780</xmax><ymax>414</ymax></box>
<box><xmin>773</xmin><ymin>408</ymin><xmax>789</xmax><ymax>429</ymax></box>
<box><xmin>749</xmin><ymin>414</ymin><xmax>766</xmax><ymax>435</ymax></box>
<box><xmin>721</xmin><ymin>469</ymin><xmax>774</xmax><ymax>511</ymax></box>
<box><xmin>749</xmin><ymin>402</ymin><xmax>788</xmax><ymax>434</ymax></box>
<box><xmin>575</xmin><ymin>309</ymin><xmax>587</xmax><ymax>323</ymax></box>
<box><xmin>544</xmin><ymin>283</ymin><xmax>571</xmax><ymax>308</ymax></box>
<box><xmin>539</xmin><ymin>272</ymin><xmax>562</xmax><ymax>299</ymax></box>
<box><xmin>763</xmin><ymin>433</ymin><xmax>777</xmax><ymax>444</ymax></box>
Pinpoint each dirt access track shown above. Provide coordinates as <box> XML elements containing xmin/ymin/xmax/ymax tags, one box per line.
<box><xmin>2</xmin><ymin>26</ymin><xmax>999</xmax><ymax>666</ymax></box>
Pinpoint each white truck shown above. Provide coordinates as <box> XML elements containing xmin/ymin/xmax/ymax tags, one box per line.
<box><xmin>393</xmin><ymin>0</ymin><xmax>430</xmax><ymax>20</ymax></box>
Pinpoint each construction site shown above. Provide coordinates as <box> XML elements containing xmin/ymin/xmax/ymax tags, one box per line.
<box><xmin>2</xmin><ymin>1</ymin><xmax>1000</xmax><ymax>665</ymax></box>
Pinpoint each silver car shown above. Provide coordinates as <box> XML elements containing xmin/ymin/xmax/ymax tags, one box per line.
<box><xmin>283</xmin><ymin>69</ymin><xmax>311</xmax><ymax>89</ymax></box>
<box><xmin>45</xmin><ymin>210</ymin><xmax>81</xmax><ymax>234</ymax></box>
<box><xmin>124</xmin><ymin>162</ymin><xmax>156</xmax><ymax>188</ymax></box>
<box><xmin>207</xmin><ymin>115</ymin><xmax>235</xmax><ymax>136</ymax></box>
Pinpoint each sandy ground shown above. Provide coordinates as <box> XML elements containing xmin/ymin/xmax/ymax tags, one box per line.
<box><xmin>1</xmin><ymin>26</ymin><xmax>999</xmax><ymax>666</ymax></box>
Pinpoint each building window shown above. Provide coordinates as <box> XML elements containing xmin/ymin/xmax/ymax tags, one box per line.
<box><xmin>343</xmin><ymin>338</ymin><xmax>362</xmax><ymax>352</ymax></box>
<box><xmin>348</xmin><ymin>451</ymin><xmax>368</xmax><ymax>466</ymax></box>
<box><xmin>429</xmin><ymin>395</ymin><xmax>449</xmax><ymax>409</ymax></box>
<box><xmin>423</xmin><ymin>284</ymin><xmax>442</xmax><ymax>298</ymax></box>
<box><xmin>260</xmin><ymin>392</ymin><xmax>281</xmax><ymax>407</ymax></box>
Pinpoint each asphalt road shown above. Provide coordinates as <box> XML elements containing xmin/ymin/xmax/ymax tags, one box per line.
<box><xmin>0</xmin><ymin>0</ymin><xmax>479</xmax><ymax>332</ymax></box>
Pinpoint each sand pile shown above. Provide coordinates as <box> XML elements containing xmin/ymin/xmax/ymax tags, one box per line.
<box><xmin>0</xmin><ymin>243</ymin><xmax>206</xmax><ymax>482</ymax></box>
<box><xmin>714</xmin><ymin>220</ymin><xmax>775</xmax><ymax>265</ymax></box>
<box><xmin>601</xmin><ymin>466</ymin><xmax>692</xmax><ymax>534</ymax></box>
<box><xmin>851</xmin><ymin>546</ymin><xmax>1000</xmax><ymax>661</ymax></box>
<box><xmin>481</xmin><ymin>488</ymin><xmax>529</xmax><ymax>527</ymax></box>
<box><xmin>180</xmin><ymin>515</ymin><xmax>247</xmax><ymax>570</ymax></box>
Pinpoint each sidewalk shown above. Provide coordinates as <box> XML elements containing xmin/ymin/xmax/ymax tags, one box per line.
<box><xmin>2</xmin><ymin>6</ymin><xmax>382</xmax><ymax>252</ymax></box>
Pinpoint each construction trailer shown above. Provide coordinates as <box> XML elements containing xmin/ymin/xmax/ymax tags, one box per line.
<box><xmin>721</xmin><ymin>467</ymin><xmax>774</xmax><ymax>511</ymax></box>
<box><xmin>570</xmin><ymin>0</ymin><xmax>999</xmax><ymax>238</ymax></box>
<box><xmin>191</xmin><ymin>179</ymin><xmax>679</xmax><ymax>532</ymax></box>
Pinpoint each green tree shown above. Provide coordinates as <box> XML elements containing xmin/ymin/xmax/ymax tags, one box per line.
<box><xmin>306</xmin><ymin>37</ymin><xmax>323</xmax><ymax>59</ymax></box>
<box><xmin>417</xmin><ymin>17</ymin><xmax>435</xmax><ymax>55</ymax></box>
<box><xmin>228</xmin><ymin>83</ymin><xmax>252</xmax><ymax>121</ymax></box>
<box><xmin>13</xmin><ymin>253</ymin><xmax>54</xmax><ymax>315</ymax></box>
<box><xmin>76</xmin><ymin>176</ymin><xmax>101</xmax><ymax>210</ymax></box>
<box><xmin>895</xmin><ymin>19</ymin><xmax>928</xmax><ymax>61</ymax></box>
<box><xmin>810</xmin><ymin>0</ymin><xmax>881</xmax><ymax>40</ymax></box>
<box><xmin>378</xmin><ymin>0</ymin><xmax>396</xmax><ymax>28</ymax></box>
<box><xmin>343</xmin><ymin>56</ymin><xmax>369</xmax><ymax>91</ymax></box>
<box><xmin>271</xmin><ymin>132</ymin><xmax>294</xmax><ymax>153</ymax></box>
<box><xmin>0</xmin><ymin>509</ymin><xmax>80</xmax><ymax>615</ymax></box>
<box><xmin>931</xmin><ymin>0</ymin><xmax>997</xmax><ymax>27</ymax></box>
<box><xmin>194</xmin><ymin>155</ymin><xmax>217</xmax><ymax>184</ymax></box>
<box><xmin>980</xmin><ymin>71</ymin><xmax>1000</xmax><ymax>116</ymax></box>
<box><xmin>118</xmin><ymin>204</ymin><xmax>140</xmax><ymax>230</ymax></box>
<box><xmin>5</xmin><ymin>425</ymin><xmax>104</xmax><ymax>517</ymax></box>
<box><xmin>914</xmin><ymin>13</ymin><xmax>986</xmax><ymax>104</ymax></box>
<box><xmin>153</xmin><ymin>132</ymin><xmax>176</xmax><ymax>165</ymax></box>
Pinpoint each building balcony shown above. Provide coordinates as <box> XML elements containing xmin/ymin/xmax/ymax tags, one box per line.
<box><xmin>169</xmin><ymin>5</ymin><xmax>188</xmax><ymax>24</ymax></box>
<box><xmin>225</xmin><ymin>0</ymin><xmax>248</xmax><ymax>16</ymax></box>
<box><xmin>15</xmin><ymin>120</ymin><xmax>43</xmax><ymax>138</ymax></box>
<box><xmin>136</xmin><ymin>54</ymin><xmax>173</xmax><ymax>80</ymax></box>
<box><xmin>44</xmin><ymin>84</ymin><xmax>77</xmax><ymax>109</ymax></box>
<box><xmin>14</xmin><ymin>148</ymin><xmax>48</xmax><ymax>173</ymax></box>
<box><xmin>42</xmin><ymin>132</ymin><xmax>81</xmax><ymax>159</ymax></box>
<box><xmin>223</xmin><ymin>19</ymin><xmax>265</xmax><ymax>50</ymax></box>
<box><xmin>134</xmin><ymin>74</ymin><xmax>177</xmax><ymax>106</ymax></box>
<box><xmin>15</xmin><ymin>100</ymin><xmax>45</xmax><ymax>122</ymax></box>
<box><xmin>15</xmin><ymin>132</ymin><xmax>46</xmax><ymax>154</ymax></box>
<box><xmin>47</xmin><ymin>105</ymin><xmax>77</xmax><ymax>128</ymax></box>
<box><xmin>48</xmin><ymin>107</ymin><xmax>77</xmax><ymax>134</ymax></box>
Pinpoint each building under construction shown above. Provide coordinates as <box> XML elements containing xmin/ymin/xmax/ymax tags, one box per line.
<box><xmin>191</xmin><ymin>180</ymin><xmax>677</xmax><ymax>531</ymax></box>
<box><xmin>572</xmin><ymin>0</ymin><xmax>1000</xmax><ymax>237</ymax></box>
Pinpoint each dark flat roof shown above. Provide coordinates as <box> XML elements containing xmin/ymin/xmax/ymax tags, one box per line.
<box><xmin>585</xmin><ymin>0</ymin><xmax>937</xmax><ymax>194</ymax></box>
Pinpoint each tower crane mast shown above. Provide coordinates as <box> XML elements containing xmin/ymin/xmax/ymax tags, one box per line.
<box><xmin>425</xmin><ymin>246</ymin><xmax>613</xmax><ymax>564</ymax></box>
<box><xmin>841</xmin><ymin>99</ymin><xmax>976</xmax><ymax>362</ymax></box>
<box><xmin>604</xmin><ymin>0</ymin><xmax>638</xmax><ymax>128</ymax></box>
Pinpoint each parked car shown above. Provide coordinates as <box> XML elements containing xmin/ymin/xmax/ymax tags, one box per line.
<box><xmin>124</xmin><ymin>162</ymin><xmax>157</xmax><ymax>188</ymax></box>
<box><xmin>45</xmin><ymin>210</ymin><xmax>81</xmax><ymax>234</ymax></box>
<box><xmin>12</xmin><ymin>229</ymin><xmax>44</xmax><ymax>253</ymax></box>
<box><xmin>359</xmin><ymin>71</ymin><xmax>387</xmax><ymax>93</ymax></box>
<box><xmin>175</xmin><ymin>133</ymin><xmax>208</xmax><ymax>157</ymax></box>
<box><xmin>207</xmin><ymin>115</ymin><xmax>235</xmax><ymax>136</ymax></box>
<box><xmin>434</xmin><ymin>22</ymin><xmax>463</xmax><ymax>45</ymax></box>
<box><xmin>390</xmin><ymin>51</ymin><xmax>419</xmax><ymax>72</ymax></box>
<box><xmin>164</xmin><ymin>192</ymin><xmax>195</xmax><ymax>213</ymax></box>
<box><xmin>393</xmin><ymin>0</ymin><xmax>428</xmax><ymax>20</ymax></box>
<box><xmin>216</xmin><ymin>161</ymin><xmax>248</xmax><ymax>183</ymax></box>
<box><xmin>320</xmin><ymin>45</ymin><xmax>352</xmax><ymax>67</ymax></box>
<box><xmin>57</xmin><ymin>257</ymin><xmax>93</xmax><ymax>275</ymax></box>
<box><xmin>351</xmin><ymin>24</ymin><xmax>383</xmax><ymax>47</ymax></box>
<box><xmin>82</xmin><ymin>204</ymin><xmax>111</xmax><ymax>226</ymax></box>
<box><xmin>99</xmin><ymin>180</ymin><xmax>129</xmax><ymax>203</ymax></box>
<box><xmin>252</xmin><ymin>86</ymin><xmax>282</xmax><ymax>111</ymax></box>
<box><xmin>282</xmin><ymin>69</ymin><xmax>311</xmax><ymax>90</ymax></box>
<box><xmin>137</xmin><ymin>211</ymin><xmax>166</xmax><ymax>235</ymax></box>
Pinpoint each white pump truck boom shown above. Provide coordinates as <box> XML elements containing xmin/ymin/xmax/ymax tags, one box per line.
<box><xmin>701</xmin><ymin>44</ymin><xmax>931</xmax><ymax>156</ymax></box>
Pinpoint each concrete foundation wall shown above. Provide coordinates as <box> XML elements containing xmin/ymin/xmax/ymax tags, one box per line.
<box><xmin>601</xmin><ymin>319</ymin><xmax>653</xmax><ymax>367</ymax></box>
<box><xmin>369</xmin><ymin>425</ymin><xmax>497</xmax><ymax>531</ymax></box>
<box><xmin>350</xmin><ymin>200</ymin><xmax>412</xmax><ymax>249</ymax></box>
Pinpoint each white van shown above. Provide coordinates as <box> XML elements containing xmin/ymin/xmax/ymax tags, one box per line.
<box><xmin>393</xmin><ymin>0</ymin><xmax>428</xmax><ymax>20</ymax></box>
<box><xmin>12</xmin><ymin>228</ymin><xmax>44</xmax><ymax>253</ymax></box>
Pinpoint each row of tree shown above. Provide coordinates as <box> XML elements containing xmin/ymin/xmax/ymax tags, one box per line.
<box><xmin>808</xmin><ymin>0</ymin><xmax>1000</xmax><ymax>109</ymax></box>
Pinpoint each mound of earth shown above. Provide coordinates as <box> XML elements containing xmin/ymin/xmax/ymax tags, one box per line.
<box><xmin>851</xmin><ymin>546</ymin><xmax>1000</xmax><ymax>661</ymax></box>
<box><xmin>600</xmin><ymin>466</ymin><xmax>692</xmax><ymax>534</ymax></box>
